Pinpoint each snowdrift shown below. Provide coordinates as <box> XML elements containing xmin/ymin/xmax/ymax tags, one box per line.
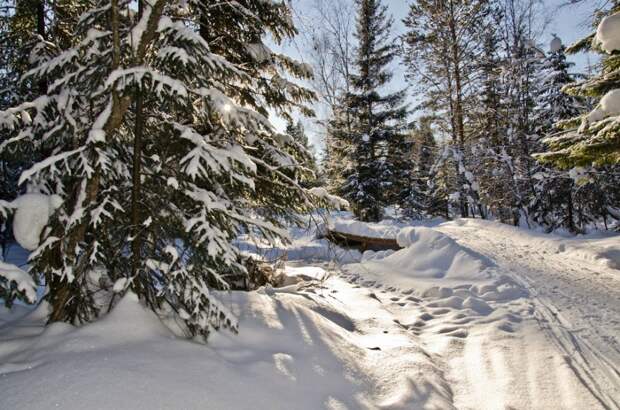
<box><xmin>0</xmin><ymin>287</ymin><xmax>453</xmax><ymax>410</ymax></box>
<box><xmin>345</xmin><ymin>227</ymin><xmax>493</xmax><ymax>287</ymax></box>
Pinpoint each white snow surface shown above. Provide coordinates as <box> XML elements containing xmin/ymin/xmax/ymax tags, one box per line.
<box><xmin>11</xmin><ymin>193</ymin><xmax>62</xmax><ymax>251</ymax></box>
<box><xmin>596</xmin><ymin>12</ymin><xmax>620</xmax><ymax>53</ymax></box>
<box><xmin>1</xmin><ymin>215</ymin><xmax>619</xmax><ymax>409</ymax></box>
<box><xmin>347</xmin><ymin>226</ymin><xmax>493</xmax><ymax>283</ymax></box>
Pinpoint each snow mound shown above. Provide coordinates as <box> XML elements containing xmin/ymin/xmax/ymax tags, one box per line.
<box><xmin>361</xmin><ymin>249</ymin><xmax>395</xmax><ymax>262</ymax></box>
<box><xmin>391</xmin><ymin>227</ymin><xmax>492</xmax><ymax>279</ymax></box>
<box><xmin>596</xmin><ymin>12</ymin><xmax>620</xmax><ymax>53</ymax></box>
<box><xmin>12</xmin><ymin>193</ymin><xmax>62</xmax><ymax>251</ymax></box>
<box><xmin>343</xmin><ymin>227</ymin><xmax>492</xmax><ymax>292</ymax></box>
<box><xmin>80</xmin><ymin>292</ymin><xmax>173</xmax><ymax>340</ymax></box>
<box><xmin>276</xmin><ymin>265</ymin><xmax>329</xmax><ymax>286</ymax></box>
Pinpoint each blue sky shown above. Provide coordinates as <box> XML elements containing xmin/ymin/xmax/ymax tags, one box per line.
<box><xmin>273</xmin><ymin>0</ymin><xmax>600</xmax><ymax>152</ymax></box>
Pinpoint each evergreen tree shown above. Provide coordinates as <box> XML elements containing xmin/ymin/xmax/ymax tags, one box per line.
<box><xmin>471</xmin><ymin>24</ymin><xmax>515</xmax><ymax>223</ymax></box>
<box><xmin>323</xmin><ymin>101</ymin><xmax>354</xmax><ymax>197</ymax></box>
<box><xmin>537</xmin><ymin>5</ymin><xmax>620</xmax><ymax>167</ymax></box>
<box><xmin>0</xmin><ymin>0</ymin><xmax>315</xmax><ymax>338</ymax></box>
<box><xmin>529</xmin><ymin>39</ymin><xmax>587</xmax><ymax>231</ymax></box>
<box><xmin>343</xmin><ymin>0</ymin><xmax>409</xmax><ymax>222</ymax></box>
<box><xmin>534</xmin><ymin>6</ymin><xmax>620</xmax><ymax>230</ymax></box>
<box><xmin>402</xmin><ymin>117</ymin><xmax>435</xmax><ymax>218</ymax></box>
<box><xmin>285</xmin><ymin>120</ymin><xmax>319</xmax><ymax>188</ymax></box>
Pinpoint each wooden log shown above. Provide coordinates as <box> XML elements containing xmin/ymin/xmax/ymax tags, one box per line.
<box><xmin>324</xmin><ymin>229</ymin><xmax>402</xmax><ymax>252</ymax></box>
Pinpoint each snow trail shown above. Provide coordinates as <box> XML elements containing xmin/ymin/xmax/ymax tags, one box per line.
<box><xmin>436</xmin><ymin>220</ymin><xmax>620</xmax><ymax>409</ymax></box>
<box><xmin>1</xmin><ymin>216</ymin><xmax>618</xmax><ymax>409</ymax></box>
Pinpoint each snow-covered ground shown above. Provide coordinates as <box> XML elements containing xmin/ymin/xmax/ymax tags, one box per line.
<box><xmin>1</xmin><ymin>215</ymin><xmax>618</xmax><ymax>409</ymax></box>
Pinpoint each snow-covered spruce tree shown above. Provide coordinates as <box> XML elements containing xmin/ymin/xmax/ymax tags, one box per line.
<box><xmin>489</xmin><ymin>0</ymin><xmax>548</xmax><ymax>226</ymax></box>
<box><xmin>536</xmin><ymin>6</ymin><xmax>620</xmax><ymax>167</ymax></box>
<box><xmin>426</xmin><ymin>143</ymin><xmax>453</xmax><ymax>219</ymax></box>
<box><xmin>0</xmin><ymin>1</ymin><xmax>87</xmax><ymax>257</ymax></box>
<box><xmin>285</xmin><ymin>120</ymin><xmax>319</xmax><ymax>188</ymax></box>
<box><xmin>534</xmin><ymin>6</ymin><xmax>620</xmax><ymax>230</ymax></box>
<box><xmin>464</xmin><ymin>9</ymin><xmax>525</xmax><ymax>224</ymax></box>
<box><xmin>0</xmin><ymin>0</ymin><xmax>315</xmax><ymax>337</ymax></box>
<box><xmin>529</xmin><ymin>39</ymin><xmax>587</xmax><ymax>231</ymax></box>
<box><xmin>343</xmin><ymin>0</ymin><xmax>409</xmax><ymax>222</ymax></box>
<box><xmin>0</xmin><ymin>1</ymin><xmax>47</xmax><ymax>252</ymax></box>
<box><xmin>323</xmin><ymin>101</ymin><xmax>355</xmax><ymax>197</ymax></box>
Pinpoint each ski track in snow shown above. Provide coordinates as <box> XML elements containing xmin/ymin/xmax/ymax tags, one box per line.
<box><xmin>435</xmin><ymin>222</ymin><xmax>620</xmax><ymax>409</ymax></box>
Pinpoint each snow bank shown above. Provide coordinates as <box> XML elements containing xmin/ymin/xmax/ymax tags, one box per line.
<box><xmin>0</xmin><ymin>281</ymin><xmax>453</xmax><ymax>409</ymax></box>
<box><xmin>596</xmin><ymin>12</ymin><xmax>620</xmax><ymax>53</ymax></box>
<box><xmin>559</xmin><ymin>235</ymin><xmax>620</xmax><ymax>270</ymax></box>
<box><xmin>348</xmin><ymin>227</ymin><xmax>492</xmax><ymax>286</ymax></box>
<box><xmin>12</xmin><ymin>193</ymin><xmax>62</xmax><ymax>251</ymax></box>
<box><xmin>440</xmin><ymin>218</ymin><xmax>620</xmax><ymax>271</ymax></box>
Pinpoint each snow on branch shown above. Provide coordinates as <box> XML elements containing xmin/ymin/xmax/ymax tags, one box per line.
<box><xmin>0</xmin><ymin>262</ymin><xmax>37</xmax><ymax>304</ymax></box>
<box><xmin>307</xmin><ymin>187</ymin><xmax>349</xmax><ymax>210</ymax></box>
<box><xmin>18</xmin><ymin>147</ymin><xmax>85</xmax><ymax>185</ymax></box>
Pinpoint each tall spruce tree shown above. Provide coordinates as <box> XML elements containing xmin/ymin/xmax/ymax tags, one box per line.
<box><xmin>343</xmin><ymin>0</ymin><xmax>409</xmax><ymax>222</ymax></box>
<box><xmin>0</xmin><ymin>0</ymin><xmax>315</xmax><ymax>338</ymax></box>
<box><xmin>530</xmin><ymin>39</ymin><xmax>587</xmax><ymax>231</ymax></box>
<box><xmin>323</xmin><ymin>101</ymin><xmax>354</xmax><ymax>196</ymax></box>
<box><xmin>471</xmin><ymin>23</ymin><xmax>516</xmax><ymax>223</ymax></box>
<box><xmin>534</xmin><ymin>6</ymin><xmax>620</xmax><ymax>229</ymax></box>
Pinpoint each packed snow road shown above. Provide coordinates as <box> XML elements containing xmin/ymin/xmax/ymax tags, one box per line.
<box><xmin>331</xmin><ymin>217</ymin><xmax>619</xmax><ymax>409</ymax></box>
<box><xmin>435</xmin><ymin>220</ymin><xmax>620</xmax><ymax>409</ymax></box>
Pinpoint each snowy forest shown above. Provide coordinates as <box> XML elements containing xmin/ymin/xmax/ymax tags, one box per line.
<box><xmin>0</xmin><ymin>0</ymin><xmax>619</xmax><ymax>409</ymax></box>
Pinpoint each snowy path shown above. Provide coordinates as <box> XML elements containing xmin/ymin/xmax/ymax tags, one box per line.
<box><xmin>1</xmin><ymin>218</ymin><xmax>618</xmax><ymax>409</ymax></box>
<box><xmin>436</xmin><ymin>221</ymin><xmax>620</xmax><ymax>409</ymax></box>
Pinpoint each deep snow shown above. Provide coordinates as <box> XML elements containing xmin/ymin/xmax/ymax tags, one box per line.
<box><xmin>1</xmin><ymin>215</ymin><xmax>619</xmax><ymax>409</ymax></box>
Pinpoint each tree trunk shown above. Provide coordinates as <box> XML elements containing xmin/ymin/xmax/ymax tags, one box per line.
<box><xmin>130</xmin><ymin>0</ymin><xmax>146</xmax><ymax>295</ymax></box>
<box><xmin>447</xmin><ymin>1</ymin><xmax>468</xmax><ymax>218</ymax></box>
<box><xmin>37</xmin><ymin>0</ymin><xmax>47</xmax><ymax>95</ymax></box>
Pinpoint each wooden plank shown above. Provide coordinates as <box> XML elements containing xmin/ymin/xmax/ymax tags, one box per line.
<box><xmin>324</xmin><ymin>229</ymin><xmax>402</xmax><ymax>252</ymax></box>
